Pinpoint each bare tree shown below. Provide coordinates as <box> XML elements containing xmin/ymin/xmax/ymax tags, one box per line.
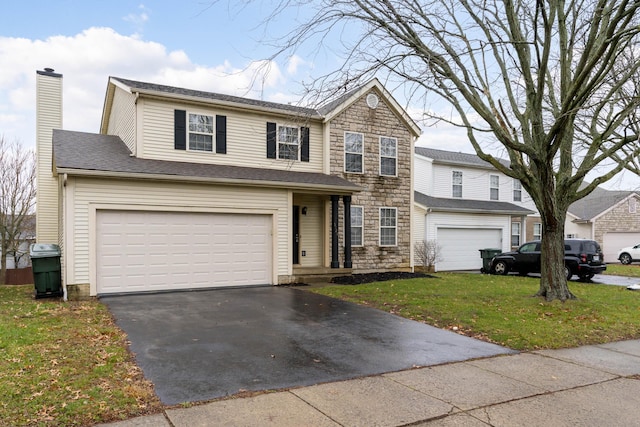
<box><xmin>414</xmin><ymin>240</ymin><xmax>442</xmax><ymax>272</ymax></box>
<box><xmin>230</xmin><ymin>0</ymin><xmax>640</xmax><ymax>301</ymax></box>
<box><xmin>0</xmin><ymin>136</ymin><xmax>36</xmax><ymax>284</ymax></box>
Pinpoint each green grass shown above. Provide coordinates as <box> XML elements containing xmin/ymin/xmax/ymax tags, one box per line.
<box><xmin>604</xmin><ymin>263</ymin><xmax>640</xmax><ymax>277</ymax></box>
<box><xmin>309</xmin><ymin>273</ymin><xmax>640</xmax><ymax>351</ymax></box>
<box><xmin>0</xmin><ymin>285</ymin><xmax>162</xmax><ymax>426</ymax></box>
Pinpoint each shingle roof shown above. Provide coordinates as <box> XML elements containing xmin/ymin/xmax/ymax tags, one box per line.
<box><xmin>414</xmin><ymin>191</ymin><xmax>533</xmax><ymax>215</ymax></box>
<box><xmin>568</xmin><ymin>186</ymin><xmax>638</xmax><ymax>220</ymax></box>
<box><xmin>415</xmin><ymin>147</ymin><xmax>510</xmax><ymax>169</ymax></box>
<box><xmin>52</xmin><ymin>130</ymin><xmax>361</xmax><ymax>193</ymax></box>
<box><xmin>111</xmin><ymin>77</ymin><xmax>321</xmax><ymax>118</ymax></box>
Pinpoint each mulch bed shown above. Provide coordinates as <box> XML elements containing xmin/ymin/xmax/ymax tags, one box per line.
<box><xmin>330</xmin><ymin>271</ymin><xmax>434</xmax><ymax>285</ymax></box>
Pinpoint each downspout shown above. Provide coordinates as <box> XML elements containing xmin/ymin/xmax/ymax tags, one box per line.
<box><xmin>62</xmin><ymin>173</ymin><xmax>68</xmax><ymax>301</ymax></box>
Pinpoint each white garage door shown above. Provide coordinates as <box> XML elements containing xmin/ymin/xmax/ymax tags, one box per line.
<box><xmin>437</xmin><ymin>228</ymin><xmax>502</xmax><ymax>271</ymax></box>
<box><xmin>603</xmin><ymin>232</ymin><xmax>640</xmax><ymax>263</ymax></box>
<box><xmin>97</xmin><ymin>210</ymin><xmax>272</xmax><ymax>294</ymax></box>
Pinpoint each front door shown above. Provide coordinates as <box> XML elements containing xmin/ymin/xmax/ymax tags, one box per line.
<box><xmin>292</xmin><ymin>205</ymin><xmax>300</xmax><ymax>265</ymax></box>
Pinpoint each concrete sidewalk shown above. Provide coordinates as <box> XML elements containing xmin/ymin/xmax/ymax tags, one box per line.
<box><xmin>99</xmin><ymin>339</ymin><xmax>640</xmax><ymax>426</ymax></box>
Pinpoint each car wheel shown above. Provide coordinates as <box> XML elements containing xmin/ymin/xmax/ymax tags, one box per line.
<box><xmin>579</xmin><ymin>273</ymin><xmax>594</xmax><ymax>282</ymax></box>
<box><xmin>565</xmin><ymin>265</ymin><xmax>573</xmax><ymax>280</ymax></box>
<box><xmin>493</xmin><ymin>260</ymin><xmax>508</xmax><ymax>275</ymax></box>
<box><xmin>620</xmin><ymin>253</ymin><xmax>632</xmax><ymax>265</ymax></box>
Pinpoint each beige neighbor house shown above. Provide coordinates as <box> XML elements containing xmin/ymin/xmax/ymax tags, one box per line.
<box><xmin>35</xmin><ymin>69</ymin><xmax>420</xmax><ymax>299</ymax></box>
<box><xmin>566</xmin><ymin>186</ymin><xmax>640</xmax><ymax>262</ymax></box>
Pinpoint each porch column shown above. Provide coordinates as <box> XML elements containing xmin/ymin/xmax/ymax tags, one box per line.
<box><xmin>343</xmin><ymin>195</ymin><xmax>352</xmax><ymax>268</ymax></box>
<box><xmin>331</xmin><ymin>195</ymin><xmax>340</xmax><ymax>268</ymax></box>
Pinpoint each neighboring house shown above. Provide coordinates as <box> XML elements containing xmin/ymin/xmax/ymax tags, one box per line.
<box><xmin>1</xmin><ymin>215</ymin><xmax>35</xmax><ymax>269</ymax></box>
<box><xmin>567</xmin><ymin>187</ymin><xmax>640</xmax><ymax>262</ymax></box>
<box><xmin>413</xmin><ymin>147</ymin><xmax>535</xmax><ymax>271</ymax></box>
<box><xmin>35</xmin><ymin>69</ymin><xmax>420</xmax><ymax>298</ymax></box>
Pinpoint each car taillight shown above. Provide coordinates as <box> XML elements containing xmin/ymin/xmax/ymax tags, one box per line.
<box><xmin>580</xmin><ymin>253</ymin><xmax>587</xmax><ymax>262</ymax></box>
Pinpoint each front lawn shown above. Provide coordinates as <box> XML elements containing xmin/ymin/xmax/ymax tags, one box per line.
<box><xmin>310</xmin><ymin>273</ymin><xmax>640</xmax><ymax>351</ymax></box>
<box><xmin>603</xmin><ymin>263</ymin><xmax>640</xmax><ymax>277</ymax></box>
<box><xmin>0</xmin><ymin>285</ymin><xmax>162</xmax><ymax>426</ymax></box>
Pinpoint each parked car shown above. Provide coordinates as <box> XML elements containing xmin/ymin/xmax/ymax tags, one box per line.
<box><xmin>490</xmin><ymin>239</ymin><xmax>606</xmax><ymax>281</ymax></box>
<box><xmin>617</xmin><ymin>244</ymin><xmax>640</xmax><ymax>265</ymax></box>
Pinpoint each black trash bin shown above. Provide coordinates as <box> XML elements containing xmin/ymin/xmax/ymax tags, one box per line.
<box><xmin>30</xmin><ymin>243</ymin><xmax>62</xmax><ymax>298</ymax></box>
<box><xmin>479</xmin><ymin>248</ymin><xmax>502</xmax><ymax>274</ymax></box>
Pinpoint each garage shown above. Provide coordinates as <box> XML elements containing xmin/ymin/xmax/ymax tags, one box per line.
<box><xmin>96</xmin><ymin>210</ymin><xmax>272</xmax><ymax>294</ymax></box>
<box><xmin>603</xmin><ymin>232</ymin><xmax>640</xmax><ymax>264</ymax></box>
<box><xmin>436</xmin><ymin>228</ymin><xmax>502</xmax><ymax>271</ymax></box>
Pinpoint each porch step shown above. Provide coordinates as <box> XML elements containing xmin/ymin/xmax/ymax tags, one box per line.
<box><xmin>291</xmin><ymin>268</ymin><xmax>352</xmax><ymax>284</ymax></box>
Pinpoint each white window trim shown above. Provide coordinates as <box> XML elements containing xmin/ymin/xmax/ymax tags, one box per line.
<box><xmin>490</xmin><ymin>175</ymin><xmax>499</xmax><ymax>201</ymax></box>
<box><xmin>452</xmin><ymin>170</ymin><xmax>463</xmax><ymax>198</ymax></box>
<box><xmin>533</xmin><ymin>223</ymin><xmax>542</xmax><ymax>240</ymax></box>
<box><xmin>188</xmin><ymin>111</ymin><xmax>215</xmax><ymax>153</ymax></box>
<box><xmin>379</xmin><ymin>136</ymin><xmax>398</xmax><ymax>177</ymax></box>
<box><xmin>277</xmin><ymin>125</ymin><xmax>300</xmax><ymax>161</ymax></box>
<box><xmin>513</xmin><ymin>181</ymin><xmax>522</xmax><ymax>202</ymax></box>
<box><xmin>351</xmin><ymin>206</ymin><xmax>364</xmax><ymax>247</ymax></box>
<box><xmin>379</xmin><ymin>207</ymin><xmax>398</xmax><ymax>247</ymax></box>
<box><xmin>344</xmin><ymin>131</ymin><xmax>364</xmax><ymax>174</ymax></box>
<box><xmin>511</xmin><ymin>222</ymin><xmax>521</xmax><ymax>247</ymax></box>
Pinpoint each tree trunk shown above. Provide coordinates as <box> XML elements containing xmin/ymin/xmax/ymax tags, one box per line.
<box><xmin>535</xmin><ymin>211</ymin><xmax>576</xmax><ymax>302</ymax></box>
<box><xmin>0</xmin><ymin>253</ymin><xmax>6</xmax><ymax>285</ymax></box>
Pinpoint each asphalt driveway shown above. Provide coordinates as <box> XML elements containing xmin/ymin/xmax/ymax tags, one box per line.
<box><xmin>102</xmin><ymin>286</ymin><xmax>515</xmax><ymax>405</ymax></box>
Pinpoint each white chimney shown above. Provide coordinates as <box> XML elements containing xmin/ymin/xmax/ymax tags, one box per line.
<box><xmin>35</xmin><ymin>68</ymin><xmax>62</xmax><ymax>243</ymax></box>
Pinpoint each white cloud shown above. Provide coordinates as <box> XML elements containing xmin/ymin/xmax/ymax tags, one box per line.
<box><xmin>0</xmin><ymin>27</ymin><xmax>292</xmax><ymax>149</ymax></box>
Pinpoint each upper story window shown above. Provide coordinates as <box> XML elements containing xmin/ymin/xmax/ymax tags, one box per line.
<box><xmin>175</xmin><ymin>110</ymin><xmax>226</xmax><ymax>154</ymax></box>
<box><xmin>379</xmin><ymin>207</ymin><xmax>397</xmax><ymax>246</ymax></box>
<box><xmin>630</xmin><ymin>198</ymin><xmax>637</xmax><ymax>214</ymax></box>
<box><xmin>490</xmin><ymin>175</ymin><xmax>499</xmax><ymax>200</ymax></box>
<box><xmin>452</xmin><ymin>171</ymin><xmax>463</xmax><ymax>198</ymax></box>
<box><xmin>351</xmin><ymin>206</ymin><xmax>364</xmax><ymax>247</ymax></box>
<box><xmin>188</xmin><ymin>113</ymin><xmax>214</xmax><ymax>152</ymax></box>
<box><xmin>345</xmin><ymin>132</ymin><xmax>364</xmax><ymax>173</ymax></box>
<box><xmin>266</xmin><ymin>122</ymin><xmax>309</xmax><ymax>162</ymax></box>
<box><xmin>278</xmin><ymin>126</ymin><xmax>299</xmax><ymax>160</ymax></box>
<box><xmin>513</xmin><ymin>181</ymin><xmax>522</xmax><ymax>202</ymax></box>
<box><xmin>379</xmin><ymin>137</ymin><xmax>397</xmax><ymax>176</ymax></box>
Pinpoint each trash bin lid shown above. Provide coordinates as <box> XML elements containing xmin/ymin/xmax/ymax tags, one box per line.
<box><xmin>30</xmin><ymin>243</ymin><xmax>61</xmax><ymax>258</ymax></box>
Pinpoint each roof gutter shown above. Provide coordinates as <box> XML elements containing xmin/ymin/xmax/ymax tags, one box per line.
<box><xmin>55</xmin><ymin>167</ymin><xmax>361</xmax><ymax>195</ymax></box>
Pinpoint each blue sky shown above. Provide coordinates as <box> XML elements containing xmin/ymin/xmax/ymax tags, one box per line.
<box><xmin>1</xmin><ymin>1</ymin><xmax>638</xmax><ymax>189</ymax></box>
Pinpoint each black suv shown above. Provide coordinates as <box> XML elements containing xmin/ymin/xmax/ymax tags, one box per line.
<box><xmin>490</xmin><ymin>239</ymin><xmax>606</xmax><ymax>281</ymax></box>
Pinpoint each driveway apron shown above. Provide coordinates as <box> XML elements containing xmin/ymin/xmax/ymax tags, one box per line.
<box><xmin>102</xmin><ymin>287</ymin><xmax>514</xmax><ymax>405</ymax></box>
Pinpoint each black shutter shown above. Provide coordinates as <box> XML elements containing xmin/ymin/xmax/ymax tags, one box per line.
<box><xmin>216</xmin><ymin>115</ymin><xmax>227</xmax><ymax>154</ymax></box>
<box><xmin>174</xmin><ymin>110</ymin><xmax>186</xmax><ymax>150</ymax></box>
<box><xmin>266</xmin><ymin>122</ymin><xmax>277</xmax><ymax>159</ymax></box>
<box><xmin>300</xmin><ymin>126</ymin><xmax>310</xmax><ymax>162</ymax></box>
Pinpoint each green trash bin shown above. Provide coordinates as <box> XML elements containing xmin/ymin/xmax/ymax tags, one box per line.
<box><xmin>479</xmin><ymin>248</ymin><xmax>502</xmax><ymax>274</ymax></box>
<box><xmin>30</xmin><ymin>243</ymin><xmax>62</xmax><ymax>298</ymax></box>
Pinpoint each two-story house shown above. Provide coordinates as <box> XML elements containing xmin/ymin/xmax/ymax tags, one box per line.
<box><xmin>36</xmin><ymin>69</ymin><xmax>420</xmax><ymax>299</ymax></box>
<box><xmin>413</xmin><ymin>147</ymin><xmax>536</xmax><ymax>271</ymax></box>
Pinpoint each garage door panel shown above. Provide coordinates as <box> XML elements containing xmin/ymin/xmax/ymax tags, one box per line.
<box><xmin>437</xmin><ymin>228</ymin><xmax>502</xmax><ymax>271</ymax></box>
<box><xmin>603</xmin><ymin>232</ymin><xmax>640</xmax><ymax>263</ymax></box>
<box><xmin>97</xmin><ymin>210</ymin><xmax>272</xmax><ymax>294</ymax></box>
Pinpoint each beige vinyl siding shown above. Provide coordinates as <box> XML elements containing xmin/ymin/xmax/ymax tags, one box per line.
<box><xmin>139</xmin><ymin>98</ymin><xmax>324</xmax><ymax>173</ymax></box>
<box><xmin>106</xmin><ymin>86</ymin><xmax>136</xmax><ymax>152</ymax></box>
<box><xmin>36</xmin><ymin>73</ymin><xmax>62</xmax><ymax>243</ymax></box>
<box><xmin>66</xmin><ymin>177</ymin><xmax>290</xmax><ymax>294</ymax></box>
<box><xmin>295</xmin><ymin>195</ymin><xmax>324</xmax><ymax>267</ymax></box>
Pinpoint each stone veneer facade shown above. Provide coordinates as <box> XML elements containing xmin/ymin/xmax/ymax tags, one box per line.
<box><xmin>328</xmin><ymin>89</ymin><xmax>414</xmax><ymax>271</ymax></box>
